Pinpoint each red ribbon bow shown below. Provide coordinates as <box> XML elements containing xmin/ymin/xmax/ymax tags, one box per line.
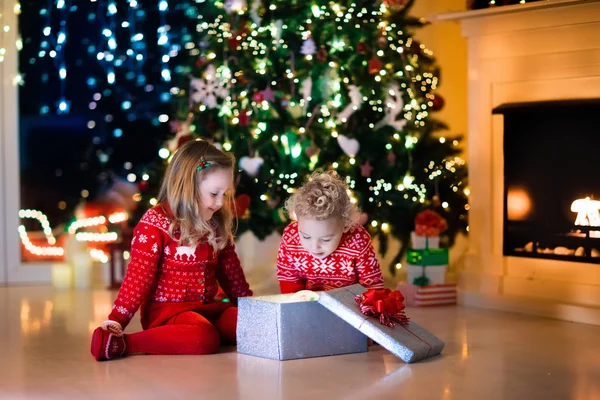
<box><xmin>355</xmin><ymin>288</ymin><xmax>410</xmax><ymax>328</ymax></box>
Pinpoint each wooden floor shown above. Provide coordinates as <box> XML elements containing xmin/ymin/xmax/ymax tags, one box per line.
<box><xmin>1</xmin><ymin>285</ymin><xmax>599</xmax><ymax>399</ymax></box>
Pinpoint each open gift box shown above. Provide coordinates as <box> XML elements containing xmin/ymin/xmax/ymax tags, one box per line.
<box><xmin>237</xmin><ymin>284</ymin><xmax>445</xmax><ymax>363</ymax></box>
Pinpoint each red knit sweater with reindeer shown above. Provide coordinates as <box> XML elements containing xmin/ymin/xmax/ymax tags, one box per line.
<box><xmin>277</xmin><ymin>222</ymin><xmax>385</xmax><ymax>293</ymax></box>
<box><xmin>107</xmin><ymin>206</ymin><xmax>252</xmax><ymax>329</ymax></box>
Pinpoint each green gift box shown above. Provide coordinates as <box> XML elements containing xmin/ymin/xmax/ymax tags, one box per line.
<box><xmin>407</xmin><ymin>248</ymin><xmax>449</xmax><ymax>266</ymax></box>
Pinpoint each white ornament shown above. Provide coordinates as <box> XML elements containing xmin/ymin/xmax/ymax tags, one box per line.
<box><xmin>272</xmin><ymin>20</ymin><xmax>283</xmax><ymax>43</ymax></box>
<box><xmin>301</xmin><ymin>38</ymin><xmax>316</xmax><ymax>55</ymax></box>
<box><xmin>239</xmin><ymin>156</ymin><xmax>264</xmax><ymax>177</ymax></box>
<box><xmin>224</xmin><ymin>0</ymin><xmax>246</xmax><ymax>14</ymax></box>
<box><xmin>301</xmin><ymin>78</ymin><xmax>313</xmax><ymax>111</ymax></box>
<box><xmin>190</xmin><ymin>65</ymin><xmax>229</xmax><ymax>109</ymax></box>
<box><xmin>337</xmin><ymin>135</ymin><xmax>360</xmax><ymax>157</ymax></box>
<box><xmin>250</xmin><ymin>0</ymin><xmax>262</xmax><ymax>25</ymax></box>
<box><xmin>336</xmin><ymin>85</ymin><xmax>362</xmax><ymax>123</ymax></box>
<box><xmin>375</xmin><ymin>83</ymin><xmax>407</xmax><ymax>131</ymax></box>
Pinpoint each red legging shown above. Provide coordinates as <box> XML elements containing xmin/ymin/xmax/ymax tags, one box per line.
<box><xmin>124</xmin><ymin>307</ymin><xmax>237</xmax><ymax>355</ymax></box>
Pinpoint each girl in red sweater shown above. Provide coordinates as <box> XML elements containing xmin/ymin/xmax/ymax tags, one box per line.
<box><xmin>91</xmin><ymin>140</ymin><xmax>252</xmax><ymax>361</ymax></box>
<box><xmin>277</xmin><ymin>171</ymin><xmax>385</xmax><ymax>294</ymax></box>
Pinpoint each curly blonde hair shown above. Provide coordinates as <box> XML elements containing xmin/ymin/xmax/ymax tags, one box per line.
<box><xmin>157</xmin><ymin>140</ymin><xmax>235</xmax><ymax>251</ymax></box>
<box><xmin>285</xmin><ymin>170</ymin><xmax>359</xmax><ymax>228</ymax></box>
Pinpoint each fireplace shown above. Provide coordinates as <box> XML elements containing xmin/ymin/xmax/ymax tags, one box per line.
<box><xmin>496</xmin><ymin>99</ymin><xmax>600</xmax><ymax>264</ymax></box>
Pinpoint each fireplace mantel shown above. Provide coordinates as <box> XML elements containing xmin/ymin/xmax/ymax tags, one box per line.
<box><xmin>439</xmin><ymin>0</ymin><xmax>600</xmax><ymax>325</ymax></box>
<box><xmin>437</xmin><ymin>0</ymin><xmax>597</xmax><ymax>21</ymax></box>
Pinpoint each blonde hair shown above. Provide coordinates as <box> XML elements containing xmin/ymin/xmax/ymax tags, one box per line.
<box><xmin>157</xmin><ymin>140</ymin><xmax>235</xmax><ymax>250</ymax></box>
<box><xmin>285</xmin><ymin>170</ymin><xmax>359</xmax><ymax>228</ymax></box>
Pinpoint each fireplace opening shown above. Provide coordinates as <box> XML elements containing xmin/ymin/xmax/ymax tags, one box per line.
<box><xmin>496</xmin><ymin>99</ymin><xmax>600</xmax><ymax>264</ymax></box>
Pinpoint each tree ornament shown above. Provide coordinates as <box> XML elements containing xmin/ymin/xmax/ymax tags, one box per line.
<box><xmin>137</xmin><ymin>180</ymin><xmax>149</xmax><ymax>191</ymax></box>
<box><xmin>375</xmin><ymin>83</ymin><xmax>407</xmax><ymax>131</ymax></box>
<box><xmin>360</xmin><ymin>161</ymin><xmax>373</xmax><ymax>177</ymax></box>
<box><xmin>356</xmin><ymin>42</ymin><xmax>369</xmax><ymax>54</ymax></box>
<box><xmin>387</xmin><ymin>150</ymin><xmax>397</xmax><ymax>166</ymax></box>
<box><xmin>305</xmin><ymin>145</ymin><xmax>318</xmax><ymax>158</ymax></box>
<box><xmin>336</xmin><ymin>85</ymin><xmax>362</xmax><ymax>123</ymax></box>
<box><xmin>316</xmin><ymin>47</ymin><xmax>328</xmax><ymax>63</ymax></box>
<box><xmin>253</xmin><ymin>92</ymin><xmax>265</xmax><ymax>102</ymax></box>
<box><xmin>301</xmin><ymin>38</ymin><xmax>317</xmax><ymax>55</ymax></box>
<box><xmin>260</xmin><ymin>86</ymin><xmax>276</xmax><ymax>102</ymax></box>
<box><xmin>368</xmin><ymin>56</ymin><xmax>383</xmax><ymax>74</ymax></box>
<box><xmin>432</xmin><ymin>194</ymin><xmax>441</xmax><ymax>207</ymax></box>
<box><xmin>239</xmin><ymin>156</ymin><xmax>264</xmax><ymax>177</ymax></box>
<box><xmin>233</xmin><ymin>194</ymin><xmax>251</xmax><ymax>217</ymax></box>
<box><xmin>377</xmin><ymin>35</ymin><xmax>387</xmax><ymax>48</ymax></box>
<box><xmin>382</xmin><ymin>0</ymin><xmax>408</xmax><ymax>11</ymax></box>
<box><xmin>238</xmin><ymin>110</ymin><xmax>250</xmax><ymax>126</ymax></box>
<box><xmin>224</xmin><ymin>0</ymin><xmax>247</xmax><ymax>14</ymax></box>
<box><xmin>337</xmin><ymin>135</ymin><xmax>360</xmax><ymax>157</ymax></box>
<box><xmin>196</xmin><ymin>56</ymin><xmax>208</xmax><ymax>68</ymax></box>
<box><xmin>431</xmin><ymin>94</ymin><xmax>445</xmax><ymax>111</ymax></box>
<box><xmin>190</xmin><ymin>65</ymin><xmax>229</xmax><ymax>109</ymax></box>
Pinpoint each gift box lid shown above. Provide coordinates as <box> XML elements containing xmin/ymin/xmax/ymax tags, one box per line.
<box><xmin>317</xmin><ymin>284</ymin><xmax>445</xmax><ymax>363</ymax></box>
<box><xmin>407</xmin><ymin>248</ymin><xmax>449</xmax><ymax>266</ymax></box>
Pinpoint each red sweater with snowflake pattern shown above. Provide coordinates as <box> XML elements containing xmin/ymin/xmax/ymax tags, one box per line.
<box><xmin>107</xmin><ymin>206</ymin><xmax>252</xmax><ymax>329</ymax></box>
<box><xmin>277</xmin><ymin>222</ymin><xmax>385</xmax><ymax>294</ymax></box>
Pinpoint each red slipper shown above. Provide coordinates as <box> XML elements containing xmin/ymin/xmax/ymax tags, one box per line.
<box><xmin>91</xmin><ymin>327</ymin><xmax>127</xmax><ymax>361</ymax></box>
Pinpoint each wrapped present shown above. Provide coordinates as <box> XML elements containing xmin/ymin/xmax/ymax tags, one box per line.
<box><xmin>410</xmin><ymin>232</ymin><xmax>440</xmax><ymax>249</ymax></box>
<box><xmin>397</xmin><ymin>283</ymin><xmax>457</xmax><ymax>307</ymax></box>
<box><xmin>396</xmin><ymin>283</ymin><xmax>418</xmax><ymax>306</ymax></box>
<box><xmin>415</xmin><ymin>284</ymin><xmax>457</xmax><ymax>307</ymax></box>
<box><xmin>407</xmin><ymin>265</ymin><xmax>447</xmax><ymax>285</ymax></box>
<box><xmin>407</xmin><ymin>248</ymin><xmax>448</xmax><ymax>266</ymax></box>
<box><xmin>317</xmin><ymin>284</ymin><xmax>445</xmax><ymax>363</ymax></box>
<box><xmin>237</xmin><ymin>293</ymin><xmax>367</xmax><ymax>360</ymax></box>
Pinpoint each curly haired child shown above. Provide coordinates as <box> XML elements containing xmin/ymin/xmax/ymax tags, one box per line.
<box><xmin>277</xmin><ymin>170</ymin><xmax>385</xmax><ymax>293</ymax></box>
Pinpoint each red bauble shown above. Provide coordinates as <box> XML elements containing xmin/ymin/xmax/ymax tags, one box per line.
<box><xmin>431</xmin><ymin>94</ymin><xmax>445</xmax><ymax>112</ymax></box>
<box><xmin>233</xmin><ymin>194</ymin><xmax>251</xmax><ymax>218</ymax></box>
<box><xmin>356</xmin><ymin>42</ymin><xmax>369</xmax><ymax>54</ymax></box>
<box><xmin>196</xmin><ymin>56</ymin><xmax>208</xmax><ymax>68</ymax></box>
<box><xmin>238</xmin><ymin>110</ymin><xmax>250</xmax><ymax>126</ymax></box>
<box><xmin>383</xmin><ymin>0</ymin><xmax>407</xmax><ymax>10</ymax></box>
<box><xmin>253</xmin><ymin>92</ymin><xmax>265</xmax><ymax>102</ymax></box>
<box><xmin>228</xmin><ymin>37</ymin><xmax>240</xmax><ymax>50</ymax></box>
<box><xmin>305</xmin><ymin>145</ymin><xmax>318</xmax><ymax>158</ymax></box>
<box><xmin>368</xmin><ymin>56</ymin><xmax>383</xmax><ymax>74</ymax></box>
<box><xmin>316</xmin><ymin>48</ymin><xmax>328</xmax><ymax>63</ymax></box>
<box><xmin>177</xmin><ymin>134</ymin><xmax>193</xmax><ymax>149</ymax></box>
<box><xmin>137</xmin><ymin>181</ymin><xmax>149</xmax><ymax>191</ymax></box>
<box><xmin>387</xmin><ymin>150</ymin><xmax>397</xmax><ymax>166</ymax></box>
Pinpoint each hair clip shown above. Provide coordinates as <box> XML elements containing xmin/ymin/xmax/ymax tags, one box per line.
<box><xmin>196</xmin><ymin>157</ymin><xmax>211</xmax><ymax>171</ymax></box>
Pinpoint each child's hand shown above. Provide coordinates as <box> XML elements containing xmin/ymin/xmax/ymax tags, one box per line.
<box><xmin>100</xmin><ymin>320</ymin><xmax>123</xmax><ymax>336</ymax></box>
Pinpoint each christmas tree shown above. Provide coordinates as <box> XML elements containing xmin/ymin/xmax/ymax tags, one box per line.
<box><xmin>154</xmin><ymin>0</ymin><xmax>468</xmax><ymax>273</ymax></box>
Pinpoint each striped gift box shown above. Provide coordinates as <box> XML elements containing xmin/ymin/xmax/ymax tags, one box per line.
<box><xmin>414</xmin><ymin>284</ymin><xmax>457</xmax><ymax>307</ymax></box>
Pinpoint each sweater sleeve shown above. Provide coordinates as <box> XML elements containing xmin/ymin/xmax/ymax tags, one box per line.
<box><xmin>276</xmin><ymin>229</ymin><xmax>306</xmax><ymax>294</ymax></box>
<box><xmin>107</xmin><ymin>211</ymin><xmax>164</xmax><ymax>329</ymax></box>
<box><xmin>216</xmin><ymin>240</ymin><xmax>252</xmax><ymax>304</ymax></box>
<box><xmin>355</xmin><ymin>227</ymin><xmax>385</xmax><ymax>290</ymax></box>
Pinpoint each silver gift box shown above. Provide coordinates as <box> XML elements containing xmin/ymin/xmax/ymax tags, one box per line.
<box><xmin>317</xmin><ymin>284</ymin><xmax>445</xmax><ymax>363</ymax></box>
<box><xmin>237</xmin><ymin>293</ymin><xmax>368</xmax><ymax>360</ymax></box>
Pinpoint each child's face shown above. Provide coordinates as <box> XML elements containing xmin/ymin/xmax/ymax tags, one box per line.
<box><xmin>199</xmin><ymin>168</ymin><xmax>232</xmax><ymax>221</ymax></box>
<box><xmin>297</xmin><ymin>217</ymin><xmax>345</xmax><ymax>259</ymax></box>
